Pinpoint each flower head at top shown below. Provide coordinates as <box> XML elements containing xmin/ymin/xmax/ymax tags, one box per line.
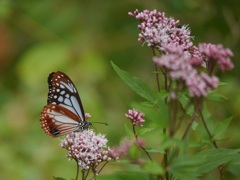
<box><xmin>129</xmin><ymin>9</ymin><xmax>193</xmax><ymax>52</ymax></box>
<box><xmin>125</xmin><ymin>109</ymin><xmax>145</xmax><ymax>127</ymax></box>
<box><xmin>60</xmin><ymin>130</ymin><xmax>111</xmax><ymax>171</ymax></box>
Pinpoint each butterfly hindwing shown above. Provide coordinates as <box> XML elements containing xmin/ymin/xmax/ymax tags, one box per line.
<box><xmin>40</xmin><ymin>104</ymin><xmax>81</xmax><ymax>137</ymax></box>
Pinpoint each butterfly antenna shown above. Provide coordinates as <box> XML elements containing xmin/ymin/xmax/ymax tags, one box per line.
<box><xmin>91</xmin><ymin>122</ymin><xmax>108</xmax><ymax>126</ymax></box>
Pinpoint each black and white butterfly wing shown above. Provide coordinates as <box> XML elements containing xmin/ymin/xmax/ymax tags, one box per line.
<box><xmin>47</xmin><ymin>71</ymin><xmax>85</xmax><ymax>121</ymax></box>
<box><xmin>40</xmin><ymin>71</ymin><xmax>91</xmax><ymax>137</ymax></box>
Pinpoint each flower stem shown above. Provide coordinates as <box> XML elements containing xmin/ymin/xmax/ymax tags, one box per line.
<box><xmin>182</xmin><ymin>110</ymin><xmax>197</xmax><ymax>140</ymax></box>
<box><xmin>97</xmin><ymin>161</ymin><xmax>109</xmax><ymax>175</ymax></box>
<box><xmin>162</xmin><ymin>127</ymin><xmax>169</xmax><ymax>180</ymax></box>
<box><xmin>132</xmin><ymin>125</ymin><xmax>152</xmax><ymax>161</ymax></box>
<box><xmin>152</xmin><ymin>48</ymin><xmax>161</xmax><ymax>92</ymax></box>
<box><xmin>198</xmin><ymin>110</ymin><xmax>218</xmax><ymax>148</ymax></box>
<box><xmin>84</xmin><ymin>169</ymin><xmax>90</xmax><ymax>180</ymax></box>
<box><xmin>74</xmin><ymin>158</ymin><xmax>79</xmax><ymax>180</ymax></box>
<box><xmin>198</xmin><ymin>109</ymin><xmax>224</xmax><ymax>180</ymax></box>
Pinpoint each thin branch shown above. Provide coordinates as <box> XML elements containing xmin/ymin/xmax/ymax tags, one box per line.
<box><xmin>181</xmin><ymin>111</ymin><xmax>197</xmax><ymax>140</ymax></box>
<box><xmin>81</xmin><ymin>170</ymin><xmax>84</xmax><ymax>180</ymax></box>
<box><xmin>132</xmin><ymin>125</ymin><xmax>152</xmax><ymax>161</ymax></box>
<box><xmin>97</xmin><ymin>161</ymin><xmax>109</xmax><ymax>175</ymax></box>
<box><xmin>155</xmin><ymin>64</ymin><xmax>161</xmax><ymax>92</ymax></box>
<box><xmin>198</xmin><ymin>110</ymin><xmax>218</xmax><ymax>149</ymax></box>
<box><xmin>198</xmin><ymin>109</ymin><xmax>224</xmax><ymax>180</ymax></box>
<box><xmin>74</xmin><ymin>158</ymin><xmax>79</xmax><ymax>180</ymax></box>
<box><xmin>152</xmin><ymin>48</ymin><xmax>161</xmax><ymax>92</ymax></box>
<box><xmin>83</xmin><ymin>168</ymin><xmax>90</xmax><ymax>180</ymax></box>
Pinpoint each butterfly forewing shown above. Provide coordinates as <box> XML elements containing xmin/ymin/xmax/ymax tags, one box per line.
<box><xmin>47</xmin><ymin>71</ymin><xmax>85</xmax><ymax>122</ymax></box>
<box><xmin>40</xmin><ymin>71</ymin><xmax>91</xmax><ymax>137</ymax></box>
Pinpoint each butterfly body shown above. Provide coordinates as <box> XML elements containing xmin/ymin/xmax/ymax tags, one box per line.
<box><xmin>40</xmin><ymin>71</ymin><xmax>91</xmax><ymax>137</ymax></box>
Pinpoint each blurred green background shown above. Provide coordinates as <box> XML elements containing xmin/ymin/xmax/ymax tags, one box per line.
<box><xmin>0</xmin><ymin>0</ymin><xmax>239</xmax><ymax>179</ymax></box>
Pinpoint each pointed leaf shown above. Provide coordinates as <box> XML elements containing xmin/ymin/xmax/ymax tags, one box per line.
<box><xmin>169</xmin><ymin>148</ymin><xmax>240</xmax><ymax>179</ymax></box>
<box><xmin>138</xmin><ymin>127</ymin><xmax>155</xmax><ymax>136</ymax></box>
<box><xmin>111</xmin><ymin>62</ymin><xmax>156</xmax><ymax>103</ymax></box>
<box><xmin>213</xmin><ymin>117</ymin><xmax>232</xmax><ymax>136</ymax></box>
<box><xmin>195</xmin><ymin>148</ymin><xmax>240</xmax><ymax>175</ymax></box>
<box><xmin>207</xmin><ymin>92</ymin><xmax>228</xmax><ymax>101</ymax></box>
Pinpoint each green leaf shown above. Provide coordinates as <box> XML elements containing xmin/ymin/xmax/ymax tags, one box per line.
<box><xmin>169</xmin><ymin>155</ymin><xmax>203</xmax><ymax>180</ymax></box>
<box><xmin>218</xmin><ymin>82</ymin><xmax>227</xmax><ymax>86</ymax></box>
<box><xmin>195</xmin><ymin>148</ymin><xmax>240</xmax><ymax>175</ymax></box>
<box><xmin>178</xmin><ymin>93</ymin><xmax>194</xmax><ymax>115</ymax></box>
<box><xmin>147</xmin><ymin>147</ymin><xmax>165</xmax><ymax>153</ymax></box>
<box><xmin>111</xmin><ymin>61</ymin><xmax>156</xmax><ymax>103</ymax></box>
<box><xmin>147</xmin><ymin>138</ymin><xmax>185</xmax><ymax>154</ymax></box>
<box><xmin>138</xmin><ymin>127</ymin><xmax>155</xmax><ymax>136</ymax></box>
<box><xmin>53</xmin><ymin>177</ymin><xmax>67</xmax><ymax>180</ymax></box>
<box><xmin>169</xmin><ymin>149</ymin><xmax>240</xmax><ymax>179</ymax></box>
<box><xmin>142</xmin><ymin>161</ymin><xmax>164</xmax><ymax>175</ymax></box>
<box><xmin>207</xmin><ymin>92</ymin><xmax>228</xmax><ymax>101</ymax></box>
<box><xmin>213</xmin><ymin>117</ymin><xmax>232</xmax><ymax>137</ymax></box>
<box><xmin>227</xmin><ymin>153</ymin><xmax>240</xmax><ymax>176</ymax></box>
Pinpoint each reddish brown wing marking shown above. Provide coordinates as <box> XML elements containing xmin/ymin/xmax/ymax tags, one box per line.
<box><xmin>40</xmin><ymin>104</ymin><xmax>81</xmax><ymax>137</ymax></box>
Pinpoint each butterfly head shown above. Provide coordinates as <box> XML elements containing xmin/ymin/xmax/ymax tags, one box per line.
<box><xmin>77</xmin><ymin>120</ymin><xmax>92</xmax><ymax>131</ymax></box>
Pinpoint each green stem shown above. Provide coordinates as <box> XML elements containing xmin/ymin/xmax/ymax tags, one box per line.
<box><xmin>97</xmin><ymin>161</ymin><xmax>109</xmax><ymax>175</ymax></box>
<box><xmin>132</xmin><ymin>125</ymin><xmax>152</xmax><ymax>161</ymax></box>
<box><xmin>198</xmin><ymin>110</ymin><xmax>218</xmax><ymax>148</ymax></box>
<box><xmin>74</xmin><ymin>158</ymin><xmax>79</xmax><ymax>180</ymax></box>
<box><xmin>181</xmin><ymin>110</ymin><xmax>197</xmax><ymax>140</ymax></box>
<box><xmin>198</xmin><ymin>109</ymin><xmax>224</xmax><ymax>180</ymax></box>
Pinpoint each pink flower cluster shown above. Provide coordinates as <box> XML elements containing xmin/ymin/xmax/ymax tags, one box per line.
<box><xmin>60</xmin><ymin>130</ymin><xmax>111</xmax><ymax>170</ymax></box>
<box><xmin>129</xmin><ymin>9</ymin><xmax>193</xmax><ymax>51</ymax></box>
<box><xmin>108</xmin><ymin>140</ymin><xmax>132</xmax><ymax>159</ymax></box>
<box><xmin>199</xmin><ymin>43</ymin><xmax>234</xmax><ymax>72</ymax></box>
<box><xmin>153</xmin><ymin>46</ymin><xmax>219</xmax><ymax>97</ymax></box>
<box><xmin>125</xmin><ymin>109</ymin><xmax>145</xmax><ymax>126</ymax></box>
<box><xmin>108</xmin><ymin>139</ymin><xmax>146</xmax><ymax>160</ymax></box>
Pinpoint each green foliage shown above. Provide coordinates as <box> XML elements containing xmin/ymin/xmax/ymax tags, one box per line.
<box><xmin>207</xmin><ymin>92</ymin><xmax>228</xmax><ymax>101</ymax></box>
<box><xmin>111</xmin><ymin>61</ymin><xmax>156</xmax><ymax>104</ymax></box>
<box><xmin>169</xmin><ymin>149</ymin><xmax>240</xmax><ymax>179</ymax></box>
<box><xmin>227</xmin><ymin>153</ymin><xmax>240</xmax><ymax>176</ymax></box>
<box><xmin>147</xmin><ymin>137</ymin><xmax>185</xmax><ymax>154</ymax></box>
<box><xmin>98</xmin><ymin>171</ymin><xmax>149</xmax><ymax>180</ymax></box>
<box><xmin>195</xmin><ymin>149</ymin><xmax>240</xmax><ymax>175</ymax></box>
<box><xmin>142</xmin><ymin>161</ymin><xmax>164</xmax><ymax>175</ymax></box>
<box><xmin>53</xmin><ymin>177</ymin><xmax>67</xmax><ymax>180</ymax></box>
<box><xmin>178</xmin><ymin>93</ymin><xmax>194</xmax><ymax>115</ymax></box>
<box><xmin>213</xmin><ymin>117</ymin><xmax>232</xmax><ymax>138</ymax></box>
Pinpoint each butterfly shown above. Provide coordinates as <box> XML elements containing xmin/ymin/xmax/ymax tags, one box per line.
<box><xmin>40</xmin><ymin>71</ymin><xmax>91</xmax><ymax>137</ymax></box>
